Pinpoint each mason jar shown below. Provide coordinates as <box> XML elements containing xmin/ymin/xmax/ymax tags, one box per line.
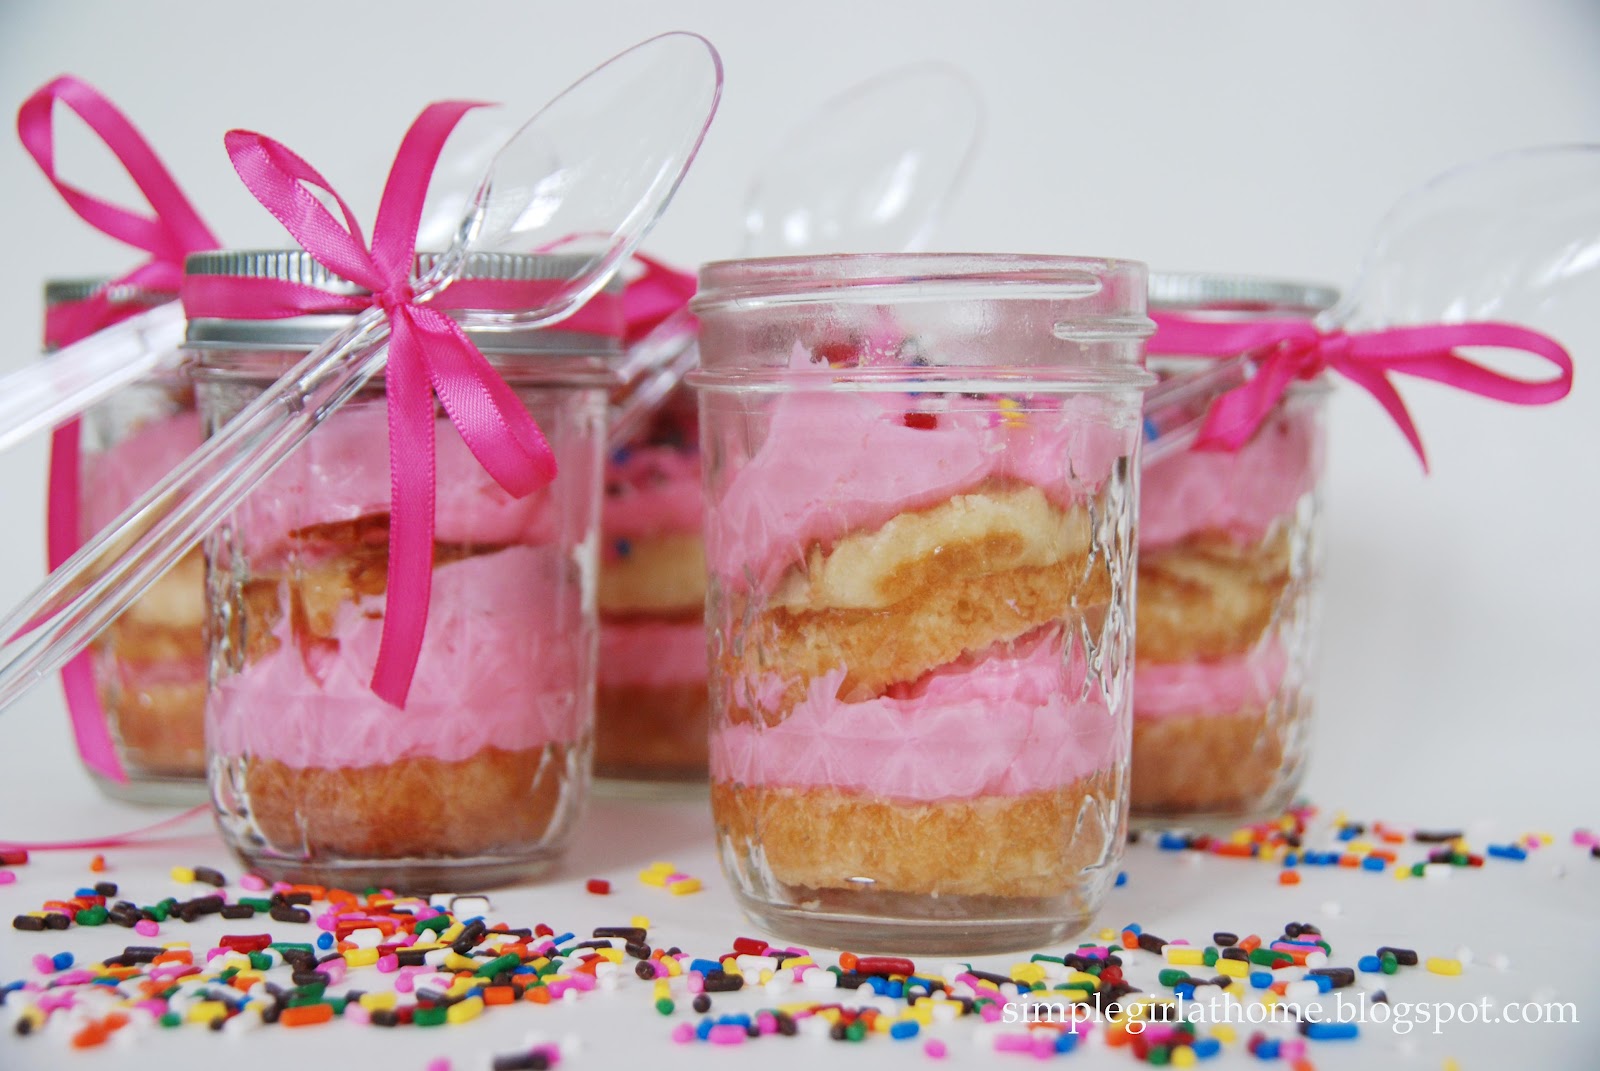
<box><xmin>46</xmin><ymin>278</ymin><xmax>208</xmax><ymax>804</ymax></box>
<box><xmin>690</xmin><ymin>254</ymin><xmax>1154</xmax><ymax>953</ymax></box>
<box><xmin>1133</xmin><ymin>272</ymin><xmax>1335</xmax><ymax>821</ymax></box>
<box><xmin>187</xmin><ymin>251</ymin><xmax>618</xmax><ymax>890</ymax></box>
<box><xmin>595</xmin><ymin>383</ymin><xmax>710</xmax><ymax>789</ymax></box>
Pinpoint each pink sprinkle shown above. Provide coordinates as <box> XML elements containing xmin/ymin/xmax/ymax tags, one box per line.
<box><xmin>38</xmin><ymin>991</ymin><xmax>76</xmax><ymax>1012</ymax></box>
<box><xmin>1031</xmin><ymin>1034</ymin><xmax>1055</xmax><ymax>1059</ymax></box>
<box><xmin>757</xmin><ymin>1012</ymin><xmax>778</xmax><ymax>1035</ymax></box>
<box><xmin>134</xmin><ymin>920</ymin><xmax>159</xmax><ymax>937</ymax></box>
<box><xmin>1575</xmin><ymin>830</ymin><xmax>1597</xmax><ymax>848</ymax></box>
<box><xmin>980</xmin><ymin>1003</ymin><xmax>1002</xmax><ymax>1023</ymax></box>
<box><xmin>0</xmin><ymin>870</ymin><xmax>15</xmax><ymax>885</ymax></box>
<box><xmin>30</xmin><ymin>955</ymin><xmax>52</xmax><ymax>974</ymax></box>
<box><xmin>239</xmin><ymin>873</ymin><xmax>268</xmax><ymax>891</ymax></box>
<box><xmin>316</xmin><ymin>914</ymin><xmax>338</xmax><ymax>931</ymax></box>
<box><xmin>671</xmin><ymin>1023</ymin><xmax>696</xmax><ymax>1044</ymax></box>
<box><xmin>994</xmin><ymin>1034</ymin><xmax>1032</xmax><ymax>1052</ymax></box>
<box><xmin>271</xmin><ymin>881</ymin><xmax>293</xmax><ymax>894</ymax></box>
<box><xmin>376</xmin><ymin>954</ymin><xmax>399</xmax><ymax>973</ymax></box>
<box><xmin>205</xmin><ymin>948</ymin><xmax>227</xmax><ymax>963</ymax></box>
<box><xmin>708</xmin><ymin>1024</ymin><xmax>747</xmax><ymax>1045</ymax></box>
<box><xmin>426</xmin><ymin>1060</ymin><xmax>452</xmax><ymax>1071</ymax></box>
<box><xmin>566</xmin><ymin>972</ymin><xmax>596</xmax><ymax>992</ymax></box>
<box><xmin>685</xmin><ymin>973</ymin><xmax>704</xmax><ymax>995</ymax></box>
<box><xmin>135</xmin><ymin>999</ymin><xmax>166</xmax><ymax>1018</ymax></box>
<box><xmin>415</xmin><ymin>906</ymin><xmax>440</xmax><ymax>921</ymax></box>
<box><xmin>925</xmin><ymin>1039</ymin><xmax>948</xmax><ymax>1059</ymax></box>
<box><xmin>1280</xmin><ymin>1039</ymin><xmax>1306</xmax><ymax>1061</ymax></box>
<box><xmin>395</xmin><ymin>970</ymin><xmax>417</xmax><ymax>994</ymax></box>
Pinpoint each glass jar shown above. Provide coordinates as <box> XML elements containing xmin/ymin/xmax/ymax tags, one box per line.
<box><xmin>1132</xmin><ymin>273</ymin><xmax>1335</xmax><ymax>821</ymax></box>
<box><xmin>45</xmin><ymin>279</ymin><xmax>208</xmax><ymax>805</ymax></box>
<box><xmin>595</xmin><ymin>383</ymin><xmax>710</xmax><ymax>790</ymax></box>
<box><xmin>188</xmin><ymin>251</ymin><xmax>618</xmax><ymax>890</ymax></box>
<box><xmin>690</xmin><ymin>254</ymin><xmax>1153</xmax><ymax>953</ymax></box>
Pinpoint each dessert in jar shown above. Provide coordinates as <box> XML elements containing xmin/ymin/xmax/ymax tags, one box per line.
<box><xmin>46</xmin><ymin>278</ymin><xmax>208</xmax><ymax>803</ymax></box>
<box><xmin>595</xmin><ymin>384</ymin><xmax>710</xmax><ymax>787</ymax></box>
<box><xmin>691</xmin><ymin>254</ymin><xmax>1153</xmax><ymax>953</ymax></box>
<box><xmin>1132</xmin><ymin>273</ymin><xmax>1335</xmax><ymax>820</ymax></box>
<box><xmin>190</xmin><ymin>251</ymin><xmax>618</xmax><ymax>890</ymax></box>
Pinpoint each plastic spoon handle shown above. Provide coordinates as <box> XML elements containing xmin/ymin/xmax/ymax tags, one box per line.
<box><xmin>1138</xmin><ymin>355</ymin><xmax>1253</xmax><ymax>466</ymax></box>
<box><xmin>0</xmin><ymin>309</ymin><xmax>389</xmax><ymax>707</ymax></box>
<box><xmin>0</xmin><ymin>303</ymin><xmax>184</xmax><ymax>454</ymax></box>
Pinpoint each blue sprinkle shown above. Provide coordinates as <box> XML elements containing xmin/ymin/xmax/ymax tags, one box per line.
<box><xmin>1305</xmin><ymin>1021</ymin><xmax>1360</xmax><ymax>1040</ymax></box>
<box><xmin>1362</xmin><ymin>856</ymin><xmax>1386</xmax><ymax>872</ymax></box>
<box><xmin>1487</xmin><ymin>844</ymin><xmax>1528</xmax><ymax>861</ymax></box>
<box><xmin>887</xmin><ymin>980</ymin><xmax>904</xmax><ymax>999</ymax></box>
<box><xmin>1358</xmin><ymin>955</ymin><xmax>1382</xmax><ymax>973</ymax></box>
<box><xmin>689</xmin><ymin>959</ymin><xmax>722</xmax><ymax>976</ymax></box>
<box><xmin>1309</xmin><ymin>973</ymin><xmax>1333</xmax><ymax>993</ymax></box>
<box><xmin>1283</xmin><ymin>852</ymin><xmax>1298</xmax><ymax>867</ymax></box>
<box><xmin>1158</xmin><ymin>833</ymin><xmax>1189</xmax><ymax>851</ymax></box>
<box><xmin>1249</xmin><ymin>972</ymin><xmax>1273</xmax><ymax>989</ymax></box>
<box><xmin>867</xmin><ymin>977</ymin><xmax>888</xmax><ymax>995</ymax></box>
<box><xmin>51</xmin><ymin>952</ymin><xmax>73</xmax><ymax>970</ymax></box>
<box><xmin>1192</xmin><ymin>1037</ymin><xmax>1221</xmax><ymax>1058</ymax></box>
<box><xmin>550</xmin><ymin>933</ymin><xmax>574</xmax><ymax>946</ymax></box>
<box><xmin>1255</xmin><ymin>1039</ymin><xmax>1280</xmax><ymax>1060</ymax></box>
<box><xmin>315</xmin><ymin>933</ymin><xmax>334</xmax><ymax>950</ymax></box>
<box><xmin>614</xmin><ymin>538</ymin><xmax>632</xmax><ymax>558</ymax></box>
<box><xmin>1174</xmin><ymin>983</ymin><xmax>1195</xmax><ymax>1001</ymax></box>
<box><xmin>695</xmin><ymin>1018</ymin><xmax>714</xmax><ymax>1040</ymax></box>
<box><xmin>1336</xmin><ymin>825</ymin><xmax>1360</xmax><ymax>842</ymax></box>
<box><xmin>1122</xmin><ymin>923</ymin><xmax>1142</xmax><ymax>936</ymax></box>
<box><xmin>890</xmin><ymin>1021</ymin><xmax>919</xmax><ymax>1039</ymax></box>
<box><xmin>1055</xmin><ymin>1031</ymin><xmax>1080</xmax><ymax>1053</ymax></box>
<box><xmin>74</xmin><ymin>888</ymin><xmax>98</xmax><ymax>898</ymax></box>
<box><xmin>1142</xmin><ymin>417</ymin><xmax>1160</xmax><ymax>442</ymax></box>
<box><xmin>1114</xmin><ymin>871</ymin><xmax>1128</xmax><ymax>887</ymax></box>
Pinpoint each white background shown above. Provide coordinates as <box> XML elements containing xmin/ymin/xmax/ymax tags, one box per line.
<box><xmin>0</xmin><ymin>1</ymin><xmax>1596</xmax><ymax>831</ymax></box>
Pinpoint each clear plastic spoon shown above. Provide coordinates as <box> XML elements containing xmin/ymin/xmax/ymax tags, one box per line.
<box><xmin>0</xmin><ymin>31</ymin><xmax>723</xmax><ymax>711</ymax></box>
<box><xmin>1139</xmin><ymin>143</ymin><xmax>1600</xmax><ymax>463</ymax></box>
<box><xmin>606</xmin><ymin>62</ymin><xmax>983</xmax><ymax>445</ymax></box>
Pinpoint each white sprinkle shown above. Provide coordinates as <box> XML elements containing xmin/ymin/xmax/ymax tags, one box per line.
<box><xmin>1490</xmin><ymin>954</ymin><xmax>1512</xmax><ymax>971</ymax></box>
<box><xmin>450</xmin><ymin>895</ymin><xmax>492</xmax><ymax>917</ymax></box>
<box><xmin>1304</xmin><ymin>951</ymin><xmax>1329</xmax><ymax>968</ymax></box>
<box><xmin>1320</xmin><ymin>900</ymin><xmax>1343</xmax><ymax>917</ymax></box>
<box><xmin>1454</xmin><ymin>946</ymin><xmax>1474</xmax><ymax>966</ymax></box>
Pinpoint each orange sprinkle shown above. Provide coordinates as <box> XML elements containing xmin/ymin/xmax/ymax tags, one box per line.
<box><xmin>839</xmin><ymin>951</ymin><xmax>858</xmax><ymax>971</ymax></box>
<box><xmin>1292</xmin><ymin>1060</ymin><xmax>1317</xmax><ymax>1071</ymax></box>
<box><xmin>279</xmin><ymin>1003</ymin><xmax>334</xmax><ymax>1027</ymax></box>
<box><xmin>152</xmin><ymin>951</ymin><xmax>193</xmax><ymax>966</ymax></box>
<box><xmin>526</xmin><ymin>986</ymin><xmax>551</xmax><ymax>1005</ymax></box>
<box><xmin>70</xmin><ymin>1023</ymin><xmax>109</xmax><ymax>1049</ymax></box>
<box><xmin>1240</xmin><ymin>935</ymin><xmax>1262</xmax><ymax>952</ymax></box>
<box><xmin>1270</xmin><ymin>981</ymin><xmax>1290</xmax><ymax>995</ymax></box>
<box><xmin>103</xmin><ymin>1012</ymin><xmax>129</xmax><ymax>1032</ymax></box>
<box><xmin>1121</xmin><ymin>930</ymin><xmax>1140</xmax><ymax>950</ymax></box>
<box><xmin>1105</xmin><ymin>1025</ymin><xmax>1133</xmax><ymax>1047</ymax></box>
<box><xmin>89</xmin><ymin>855</ymin><xmax>107</xmax><ymax>873</ymax></box>
<box><xmin>1279</xmin><ymin>870</ymin><xmax>1302</xmax><ymax>885</ymax></box>
<box><xmin>483</xmin><ymin>986</ymin><xmax>516</xmax><ymax>1006</ymax></box>
<box><xmin>1337</xmin><ymin>855</ymin><xmax>1360</xmax><ymax>869</ymax></box>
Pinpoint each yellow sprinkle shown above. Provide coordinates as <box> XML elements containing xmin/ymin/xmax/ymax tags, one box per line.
<box><xmin>908</xmin><ymin>1006</ymin><xmax>932</xmax><ymax>1026</ymax></box>
<box><xmin>529</xmin><ymin>956</ymin><xmax>550</xmax><ymax>970</ymax></box>
<box><xmin>639</xmin><ymin>869</ymin><xmax>670</xmax><ymax>888</ymax></box>
<box><xmin>667</xmin><ymin>878</ymin><xmax>703</xmax><ymax>896</ymax></box>
<box><xmin>1426</xmin><ymin>957</ymin><xmax>1462</xmax><ymax>976</ymax></box>
<box><xmin>596</xmin><ymin>948</ymin><xmax>623</xmax><ymax>964</ymax></box>
<box><xmin>780</xmin><ymin>956</ymin><xmax>813</xmax><ymax>969</ymax></box>
<box><xmin>1442</xmin><ymin>1059</ymin><xmax>1462</xmax><ymax>1071</ymax></box>
<box><xmin>660</xmin><ymin>956</ymin><xmax>682</xmax><ymax>977</ymax></box>
<box><xmin>443</xmin><ymin>952</ymin><xmax>478</xmax><ymax>972</ymax></box>
<box><xmin>445</xmin><ymin>996</ymin><xmax>484</xmax><ymax>1024</ymax></box>
<box><xmin>169</xmin><ymin>866</ymin><xmax>195</xmax><ymax>884</ymax></box>
<box><xmin>647</xmin><ymin>861</ymin><xmax>676</xmax><ymax>874</ymax></box>
<box><xmin>1261</xmin><ymin>992</ymin><xmax>1278</xmax><ymax>1008</ymax></box>
<box><xmin>1097</xmin><ymin>928</ymin><xmax>1118</xmax><ymax>942</ymax></box>
<box><xmin>1172</xmin><ymin>1047</ymin><xmax>1198</xmax><ymax>1068</ymax></box>
<box><xmin>359</xmin><ymin>993</ymin><xmax>397</xmax><ymax>1011</ymax></box>
<box><xmin>1066</xmin><ymin>970</ymin><xmax>1101</xmax><ymax>990</ymax></box>
<box><xmin>1212</xmin><ymin>1024</ymin><xmax>1237</xmax><ymax>1045</ymax></box>
<box><xmin>1164</xmin><ymin>948</ymin><xmax>1205</xmax><ymax>967</ymax></box>
<box><xmin>1395</xmin><ymin>866</ymin><xmax>1410</xmax><ymax>881</ymax></box>
<box><xmin>758</xmin><ymin>969</ymin><xmax>774</xmax><ymax>985</ymax></box>
<box><xmin>1229</xmin><ymin>830</ymin><xmax>1254</xmax><ymax>846</ymax></box>
<box><xmin>1009</xmin><ymin>964</ymin><xmax>1045</xmax><ymax>985</ymax></box>
<box><xmin>631</xmin><ymin>916</ymin><xmax>650</xmax><ymax>929</ymax></box>
<box><xmin>447</xmin><ymin>977</ymin><xmax>475</xmax><ymax>997</ymax></box>
<box><xmin>653</xmin><ymin>979</ymin><xmax>671</xmax><ymax>1000</ymax></box>
<box><xmin>341</xmin><ymin>948</ymin><xmax>378</xmax><ymax>968</ymax></box>
<box><xmin>186</xmin><ymin>1001</ymin><xmax>227</xmax><ymax>1023</ymax></box>
<box><xmin>1057</xmin><ymin>987</ymin><xmax>1092</xmax><ymax>1003</ymax></box>
<box><xmin>1348</xmin><ymin>840</ymin><xmax>1373</xmax><ymax>854</ymax></box>
<box><xmin>409</xmin><ymin>942</ymin><xmax>443</xmax><ymax>953</ymax></box>
<box><xmin>817</xmin><ymin>1008</ymin><xmax>841</xmax><ymax>1024</ymax></box>
<box><xmin>161</xmin><ymin>941</ymin><xmax>190</xmax><ymax>950</ymax></box>
<box><xmin>1215</xmin><ymin>959</ymin><xmax>1248</xmax><ymax>978</ymax></box>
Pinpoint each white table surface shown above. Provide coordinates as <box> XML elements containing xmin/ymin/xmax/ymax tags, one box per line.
<box><xmin>0</xmin><ymin>695</ymin><xmax>1595</xmax><ymax>1071</ymax></box>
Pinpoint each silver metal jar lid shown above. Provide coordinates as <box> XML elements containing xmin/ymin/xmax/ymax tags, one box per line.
<box><xmin>44</xmin><ymin>277</ymin><xmax>173</xmax><ymax>308</ymax></box>
<box><xmin>182</xmin><ymin>250</ymin><xmax>625</xmax><ymax>356</ymax></box>
<box><xmin>1148</xmin><ymin>271</ymin><xmax>1339</xmax><ymax>318</ymax></box>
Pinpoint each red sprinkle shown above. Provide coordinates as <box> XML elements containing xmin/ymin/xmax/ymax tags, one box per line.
<box><xmin>0</xmin><ymin>849</ymin><xmax>27</xmax><ymax>866</ymax></box>
<box><xmin>854</xmin><ymin>956</ymin><xmax>915</xmax><ymax>977</ymax></box>
<box><xmin>585</xmin><ymin>879</ymin><xmax>610</xmax><ymax>895</ymax></box>
<box><xmin>732</xmin><ymin>937</ymin><xmax>769</xmax><ymax>956</ymax></box>
<box><xmin>902</xmin><ymin>411</ymin><xmax>938</xmax><ymax>430</ymax></box>
<box><xmin>218</xmin><ymin>934</ymin><xmax>273</xmax><ymax>954</ymax></box>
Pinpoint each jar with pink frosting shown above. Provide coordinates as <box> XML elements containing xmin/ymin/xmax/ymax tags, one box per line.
<box><xmin>595</xmin><ymin>384</ymin><xmax>710</xmax><ymax>790</ymax></box>
<box><xmin>45</xmin><ymin>278</ymin><xmax>208</xmax><ymax>805</ymax></box>
<box><xmin>188</xmin><ymin>251</ymin><xmax>619</xmax><ymax>890</ymax></box>
<box><xmin>690</xmin><ymin>254</ymin><xmax>1154</xmax><ymax>953</ymax></box>
<box><xmin>1133</xmin><ymin>273</ymin><xmax>1335</xmax><ymax>821</ymax></box>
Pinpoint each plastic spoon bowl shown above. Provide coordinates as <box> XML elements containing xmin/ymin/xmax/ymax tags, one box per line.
<box><xmin>0</xmin><ymin>31</ymin><xmax>723</xmax><ymax>711</ymax></box>
<box><xmin>1140</xmin><ymin>144</ymin><xmax>1600</xmax><ymax>463</ymax></box>
<box><xmin>607</xmin><ymin>62</ymin><xmax>983</xmax><ymax>445</ymax></box>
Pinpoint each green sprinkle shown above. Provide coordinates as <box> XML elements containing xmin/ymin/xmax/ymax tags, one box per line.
<box><xmin>289</xmin><ymin>986</ymin><xmax>326</xmax><ymax>1005</ymax></box>
<box><xmin>159</xmin><ymin>1012</ymin><xmax>182</xmax><ymax>1029</ymax></box>
<box><xmin>271</xmin><ymin>942</ymin><xmax>315</xmax><ymax>955</ymax></box>
<box><xmin>239</xmin><ymin>898</ymin><xmax>275</xmax><ymax>912</ymax></box>
<box><xmin>1148</xmin><ymin>1045</ymin><xmax>1171</xmax><ymax>1066</ymax></box>
<box><xmin>474</xmin><ymin>953</ymin><xmax>522</xmax><ymax>978</ymax></box>
<box><xmin>1249</xmin><ymin>949</ymin><xmax>1292</xmax><ymax>967</ymax></box>
<box><xmin>1031</xmin><ymin>954</ymin><xmax>1066</xmax><ymax>965</ymax></box>
<box><xmin>1411</xmin><ymin>863</ymin><xmax>1427</xmax><ymax>878</ymax></box>
<box><xmin>143</xmin><ymin>904</ymin><xmax>169</xmax><ymax>922</ymax></box>
<box><xmin>654</xmin><ymin>998</ymin><xmax>674</xmax><ymax>1016</ymax></box>
<box><xmin>1380</xmin><ymin>952</ymin><xmax>1398</xmax><ymax>975</ymax></box>
<box><xmin>415</xmin><ymin>916</ymin><xmax>450</xmax><ymax>934</ymax></box>
<box><xmin>75</xmin><ymin>906</ymin><xmax>108</xmax><ymax>926</ymax></box>
<box><xmin>248</xmin><ymin>952</ymin><xmax>272</xmax><ymax>971</ymax></box>
<box><xmin>413</xmin><ymin>1006</ymin><xmax>448</xmax><ymax>1027</ymax></box>
<box><xmin>1158</xmin><ymin>968</ymin><xmax>1190</xmax><ymax>987</ymax></box>
<box><xmin>846</xmin><ymin>1020</ymin><xmax>867</xmax><ymax>1042</ymax></box>
<box><xmin>1203</xmin><ymin>947</ymin><xmax>1219</xmax><ymax>968</ymax></box>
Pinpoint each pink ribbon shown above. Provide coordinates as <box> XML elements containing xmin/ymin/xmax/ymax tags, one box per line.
<box><xmin>620</xmin><ymin>252</ymin><xmax>698</xmax><ymax>344</ymax></box>
<box><xmin>1148</xmin><ymin>313</ymin><xmax>1575</xmax><ymax>470</ymax></box>
<box><xmin>196</xmin><ymin>101</ymin><xmax>566</xmax><ymax>706</ymax></box>
<box><xmin>18</xmin><ymin>75</ymin><xmax>221</xmax><ymax>783</ymax></box>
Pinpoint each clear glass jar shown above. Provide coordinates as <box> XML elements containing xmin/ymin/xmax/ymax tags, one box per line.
<box><xmin>46</xmin><ymin>279</ymin><xmax>209</xmax><ymax>805</ymax></box>
<box><xmin>188</xmin><ymin>251</ymin><xmax>618</xmax><ymax>890</ymax></box>
<box><xmin>1132</xmin><ymin>273</ymin><xmax>1334</xmax><ymax>821</ymax></box>
<box><xmin>594</xmin><ymin>383</ymin><xmax>710</xmax><ymax>790</ymax></box>
<box><xmin>690</xmin><ymin>254</ymin><xmax>1153</xmax><ymax>953</ymax></box>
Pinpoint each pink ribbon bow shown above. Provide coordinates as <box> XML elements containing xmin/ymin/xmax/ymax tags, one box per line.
<box><xmin>199</xmin><ymin>101</ymin><xmax>569</xmax><ymax>707</ymax></box>
<box><xmin>1148</xmin><ymin>313</ymin><xmax>1575</xmax><ymax>471</ymax></box>
<box><xmin>19</xmin><ymin>74</ymin><xmax>221</xmax><ymax>783</ymax></box>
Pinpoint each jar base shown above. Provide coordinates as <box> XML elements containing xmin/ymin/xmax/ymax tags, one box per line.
<box><xmin>593</xmin><ymin>774</ymin><xmax>709</xmax><ymax>802</ymax></box>
<box><xmin>735</xmin><ymin>894</ymin><xmax>1097</xmax><ymax>957</ymax></box>
<box><xmin>89</xmin><ymin>771</ymin><xmax>210</xmax><ymax>808</ymax></box>
<box><xmin>227</xmin><ymin>851</ymin><xmax>560</xmax><ymax>894</ymax></box>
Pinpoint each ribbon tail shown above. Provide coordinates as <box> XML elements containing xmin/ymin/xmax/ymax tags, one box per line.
<box><xmin>1336</xmin><ymin>360</ymin><xmax>1429</xmax><ymax>472</ymax></box>
<box><xmin>1193</xmin><ymin>354</ymin><xmax>1298</xmax><ymax>452</ymax></box>
<box><xmin>369</xmin><ymin>320</ymin><xmax>437</xmax><ymax>708</ymax></box>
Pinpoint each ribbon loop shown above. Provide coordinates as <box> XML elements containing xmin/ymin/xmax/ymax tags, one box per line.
<box><xmin>1150</xmin><ymin>312</ymin><xmax>1575</xmax><ymax>471</ymax></box>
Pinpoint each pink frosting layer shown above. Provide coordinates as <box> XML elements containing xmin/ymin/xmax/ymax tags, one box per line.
<box><xmin>1133</xmin><ymin>644</ymin><xmax>1289</xmax><ymax>722</ymax></box>
<box><xmin>209</xmin><ymin>547</ymin><xmax>589</xmax><ymax>769</ymax></box>
<box><xmin>236</xmin><ymin>405</ymin><xmax>585</xmax><ymax>560</ymax></box>
<box><xmin>708</xmin><ymin>362</ymin><xmax>1135</xmax><ymax>593</ymax></box>
<box><xmin>1141</xmin><ymin>407</ymin><xmax>1320</xmax><ymax>550</ymax></box>
<box><xmin>598</xmin><ymin>616</ymin><xmax>707</xmax><ymax>690</ymax></box>
<box><xmin>83</xmin><ymin>410</ymin><xmax>202</xmax><ymax>534</ymax></box>
<box><xmin>602</xmin><ymin>446</ymin><xmax>702</xmax><ymax>541</ymax></box>
<box><xmin>711</xmin><ymin>632</ymin><xmax>1121</xmax><ymax>802</ymax></box>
